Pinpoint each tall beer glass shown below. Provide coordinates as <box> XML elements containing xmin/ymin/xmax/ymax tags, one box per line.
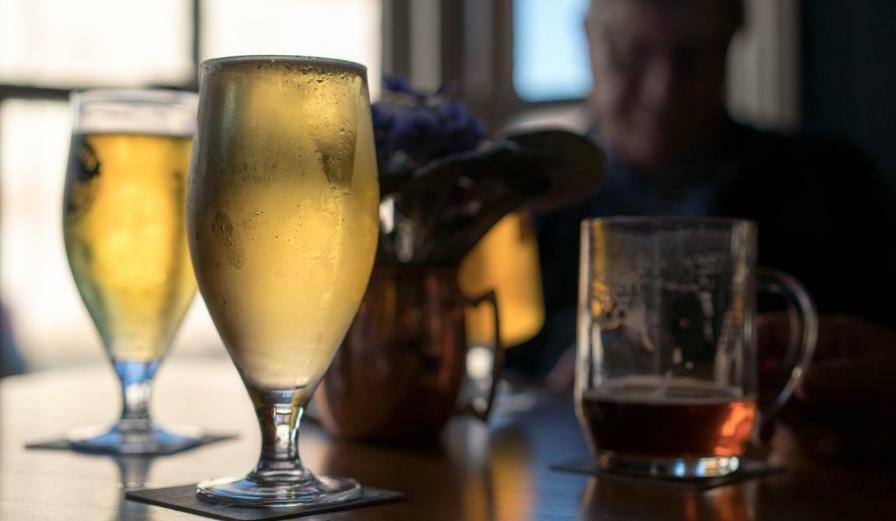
<box><xmin>577</xmin><ymin>217</ymin><xmax>817</xmax><ymax>477</ymax></box>
<box><xmin>63</xmin><ymin>90</ymin><xmax>201</xmax><ymax>454</ymax></box>
<box><xmin>188</xmin><ymin>56</ymin><xmax>379</xmax><ymax>507</ymax></box>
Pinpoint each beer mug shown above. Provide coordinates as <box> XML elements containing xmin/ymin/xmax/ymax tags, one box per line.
<box><xmin>576</xmin><ymin>217</ymin><xmax>817</xmax><ymax>478</ymax></box>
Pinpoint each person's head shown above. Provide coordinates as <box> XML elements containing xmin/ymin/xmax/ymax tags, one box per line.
<box><xmin>585</xmin><ymin>0</ymin><xmax>743</xmax><ymax>172</ymax></box>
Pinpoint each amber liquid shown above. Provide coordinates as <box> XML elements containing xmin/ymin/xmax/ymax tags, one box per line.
<box><xmin>64</xmin><ymin>132</ymin><xmax>196</xmax><ymax>362</ymax></box>
<box><xmin>189</xmin><ymin>59</ymin><xmax>379</xmax><ymax>394</ymax></box>
<box><xmin>578</xmin><ymin>377</ymin><xmax>757</xmax><ymax>458</ymax></box>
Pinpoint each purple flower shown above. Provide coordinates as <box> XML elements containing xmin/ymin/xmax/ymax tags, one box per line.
<box><xmin>383</xmin><ymin>76</ymin><xmax>416</xmax><ymax>96</ymax></box>
<box><xmin>371</xmin><ymin>103</ymin><xmax>395</xmax><ymax>165</ymax></box>
<box><xmin>372</xmin><ymin>77</ymin><xmax>486</xmax><ymax>174</ymax></box>
<box><xmin>390</xmin><ymin>107</ymin><xmax>445</xmax><ymax>162</ymax></box>
<box><xmin>437</xmin><ymin>101</ymin><xmax>486</xmax><ymax>156</ymax></box>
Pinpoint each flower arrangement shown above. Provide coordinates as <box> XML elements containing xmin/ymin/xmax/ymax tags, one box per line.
<box><xmin>372</xmin><ymin>77</ymin><xmax>486</xmax><ymax>176</ymax></box>
<box><xmin>372</xmin><ymin>78</ymin><xmax>604</xmax><ymax>266</ymax></box>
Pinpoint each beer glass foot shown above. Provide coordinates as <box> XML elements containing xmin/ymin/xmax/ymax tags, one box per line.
<box><xmin>67</xmin><ymin>423</ymin><xmax>203</xmax><ymax>455</ymax></box>
<box><xmin>597</xmin><ymin>452</ymin><xmax>740</xmax><ymax>478</ymax></box>
<box><xmin>197</xmin><ymin>472</ymin><xmax>361</xmax><ymax>508</ymax></box>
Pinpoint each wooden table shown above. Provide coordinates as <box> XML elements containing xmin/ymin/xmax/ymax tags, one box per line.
<box><xmin>1</xmin><ymin>356</ymin><xmax>893</xmax><ymax>520</ymax></box>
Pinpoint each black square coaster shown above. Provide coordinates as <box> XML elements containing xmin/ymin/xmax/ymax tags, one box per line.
<box><xmin>125</xmin><ymin>484</ymin><xmax>404</xmax><ymax>520</ymax></box>
<box><xmin>551</xmin><ymin>458</ymin><xmax>784</xmax><ymax>490</ymax></box>
<box><xmin>25</xmin><ymin>433</ymin><xmax>237</xmax><ymax>455</ymax></box>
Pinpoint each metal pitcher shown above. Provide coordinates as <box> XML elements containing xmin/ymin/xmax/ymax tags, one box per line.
<box><xmin>315</xmin><ymin>265</ymin><xmax>503</xmax><ymax>440</ymax></box>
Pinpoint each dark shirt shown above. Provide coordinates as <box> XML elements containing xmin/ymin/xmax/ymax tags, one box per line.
<box><xmin>508</xmin><ymin>117</ymin><xmax>896</xmax><ymax>375</ymax></box>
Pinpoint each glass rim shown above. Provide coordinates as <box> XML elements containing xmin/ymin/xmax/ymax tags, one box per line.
<box><xmin>200</xmin><ymin>55</ymin><xmax>367</xmax><ymax>76</ymax></box>
<box><xmin>70</xmin><ymin>88</ymin><xmax>197</xmax><ymax>136</ymax></box>
<box><xmin>582</xmin><ymin>215</ymin><xmax>757</xmax><ymax>230</ymax></box>
<box><xmin>71</xmin><ymin>88</ymin><xmax>198</xmax><ymax>105</ymax></box>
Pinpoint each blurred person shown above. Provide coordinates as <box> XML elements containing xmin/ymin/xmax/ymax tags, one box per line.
<box><xmin>517</xmin><ymin>0</ymin><xmax>896</xmax><ymax>461</ymax></box>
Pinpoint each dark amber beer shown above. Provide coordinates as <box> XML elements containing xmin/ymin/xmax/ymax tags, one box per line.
<box><xmin>579</xmin><ymin>377</ymin><xmax>757</xmax><ymax>458</ymax></box>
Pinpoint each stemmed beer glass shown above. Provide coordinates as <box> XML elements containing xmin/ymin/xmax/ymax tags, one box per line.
<box><xmin>63</xmin><ymin>90</ymin><xmax>201</xmax><ymax>454</ymax></box>
<box><xmin>187</xmin><ymin>56</ymin><xmax>379</xmax><ymax>506</ymax></box>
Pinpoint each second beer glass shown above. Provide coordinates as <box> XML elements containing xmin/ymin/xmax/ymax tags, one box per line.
<box><xmin>63</xmin><ymin>89</ymin><xmax>201</xmax><ymax>454</ymax></box>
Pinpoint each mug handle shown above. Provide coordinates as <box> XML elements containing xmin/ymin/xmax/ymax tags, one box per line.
<box><xmin>756</xmin><ymin>267</ymin><xmax>819</xmax><ymax>421</ymax></box>
<box><xmin>460</xmin><ymin>290</ymin><xmax>504</xmax><ymax>421</ymax></box>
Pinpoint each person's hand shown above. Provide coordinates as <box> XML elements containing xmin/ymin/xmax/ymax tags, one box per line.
<box><xmin>758</xmin><ymin>313</ymin><xmax>896</xmax><ymax>461</ymax></box>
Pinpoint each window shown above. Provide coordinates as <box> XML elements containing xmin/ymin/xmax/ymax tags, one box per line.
<box><xmin>512</xmin><ymin>0</ymin><xmax>591</xmax><ymax>102</ymax></box>
<box><xmin>0</xmin><ymin>0</ymin><xmax>192</xmax><ymax>87</ymax></box>
<box><xmin>0</xmin><ymin>0</ymin><xmax>382</xmax><ymax>373</ymax></box>
<box><xmin>201</xmin><ymin>0</ymin><xmax>381</xmax><ymax>97</ymax></box>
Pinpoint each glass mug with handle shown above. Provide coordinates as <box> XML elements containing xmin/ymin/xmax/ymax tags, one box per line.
<box><xmin>62</xmin><ymin>89</ymin><xmax>201</xmax><ymax>454</ymax></box>
<box><xmin>576</xmin><ymin>217</ymin><xmax>817</xmax><ymax>478</ymax></box>
<box><xmin>188</xmin><ymin>56</ymin><xmax>379</xmax><ymax>507</ymax></box>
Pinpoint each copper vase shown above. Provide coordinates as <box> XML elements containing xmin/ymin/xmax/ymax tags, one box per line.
<box><xmin>315</xmin><ymin>265</ymin><xmax>503</xmax><ymax>440</ymax></box>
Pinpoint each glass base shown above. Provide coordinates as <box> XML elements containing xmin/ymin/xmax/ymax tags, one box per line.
<box><xmin>197</xmin><ymin>471</ymin><xmax>361</xmax><ymax>508</ymax></box>
<box><xmin>67</xmin><ymin>423</ymin><xmax>203</xmax><ymax>455</ymax></box>
<box><xmin>597</xmin><ymin>451</ymin><xmax>740</xmax><ymax>478</ymax></box>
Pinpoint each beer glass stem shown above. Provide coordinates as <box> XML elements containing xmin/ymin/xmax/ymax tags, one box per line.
<box><xmin>249</xmin><ymin>389</ymin><xmax>309</xmax><ymax>478</ymax></box>
<box><xmin>68</xmin><ymin>355</ymin><xmax>200</xmax><ymax>453</ymax></box>
<box><xmin>114</xmin><ymin>359</ymin><xmax>160</xmax><ymax>431</ymax></box>
<box><xmin>197</xmin><ymin>384</ymin><xmax>359</xmax><ymax>506</ymax></box>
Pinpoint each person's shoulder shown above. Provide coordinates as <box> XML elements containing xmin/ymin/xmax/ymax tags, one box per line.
<box><xmin>724</xmin><ymin>119</ymin><xmax>886</xmax><ymax>189</ymax></box>
<box><xmin>727</xmin><ymin>120</ymin><xmax>865</xmax><ymax>164</ymax></box>
<box><xmin>715</xmin><ymin>118</ymin><xmax>896</xmax><ymax>227</ymax></box>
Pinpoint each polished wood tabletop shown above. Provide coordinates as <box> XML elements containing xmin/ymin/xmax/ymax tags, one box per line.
<box><xmin>1</xmin><ymin>356</ymin><xmax>893</xmax><ymax>520</ymax></box>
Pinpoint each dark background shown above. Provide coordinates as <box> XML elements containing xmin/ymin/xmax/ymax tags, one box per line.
<box><xmin>802</xmin><ymin>0</ymin><xmax>896</xmax><ymax>180</ymax></box>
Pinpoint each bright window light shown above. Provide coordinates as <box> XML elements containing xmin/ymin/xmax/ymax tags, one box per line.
<box><xmin>201</xmin><ymin>0</ymin><xmax>382</xmax><ymax>98</ymax></box>
<box><xmin>513</xmin><ymin>0</ymin><xmax>592</xmax><ymax>102</ymax></box>
<box><xmin>0</xmin><ymin>0</ymin><xmax>192</xmax><ymax>87</ymax></box>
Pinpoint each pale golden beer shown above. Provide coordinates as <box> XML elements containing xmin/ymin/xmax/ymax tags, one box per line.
<box><xmin>62</xmin><ymin>89</ymin><xmax>203</xmax><ymax>454</ymax></box>
<box><xmin>190</xmin><ymin>56</ymin><xmax>379</xmax><ymax>507</ymax></box>
<box><xmin>64</xmin><ymin>133</ymin><xmax>196</xmax><ymax>362</ymax></box>
<box><xmin>188</xmin><ymin>58</ymin><xmax>379</xmax><ymax>394</ymax></box>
